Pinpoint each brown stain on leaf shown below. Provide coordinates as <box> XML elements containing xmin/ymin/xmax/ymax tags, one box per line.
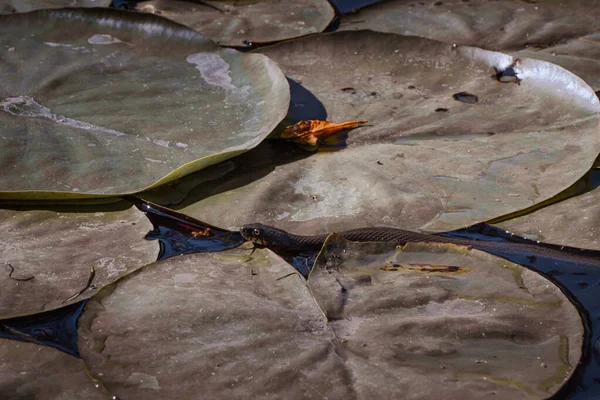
<box><xmin>381</xmin><ymin>263</ymin><xmax>465</xmax><ymax>273</ymax></box>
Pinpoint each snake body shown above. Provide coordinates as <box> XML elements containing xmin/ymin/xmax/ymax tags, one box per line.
<box><xmin>240</xmin><ymin>223</ymin><xmax>600</xmax><ymax>267</ymax></box>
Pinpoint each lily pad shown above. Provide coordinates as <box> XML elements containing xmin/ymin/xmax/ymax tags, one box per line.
<box><xmin>0</xmin><ymin>0</ymin><xmax>110</xmax><ymax>14</ymax></box>
<box><xmin>158</xmin><ymin>30</ymin><xmax>599</xmax><ymax>233</ymax></box>
<box><xmin>0</xmin><ymin>339</ymin><xmax>105</xmax><ymax>400</ymax></box>
<box><xmin>494</xmin><ymin>179</ymin><xmax>600</xmax><ymax>251</ymax></box>
<box><xmin>133</xmin><ymin>0</ymin><xmax>335</xmax><ymax>47</ymax></box>
<box><xmin>77</xmin><ymin>240</ymin><xmax>582</xmax><ymax>398</ymax></box>
<box><xmin>515</xmin><ymin>33</ymin><xmax>600</xmax><ymax>91</ymax></box>
<box><xmin>308</xmin><ymin>235</ymin><xmax>583</xmax><ymax>398</ymax></box>
<box><xmin>339</xmin><ymin>0</ymin><xmax>600</xmax><ymax>51</ymax></box>
<box><xmin>0</xmin><ymin>8</ymin><xmax>289</xmax><ymax>200</ymax></box>
<box><xmin>78</xmin><ymin>248</ymin><xmax>348</xmax><ymax>399</ymax></box>
<box><xmin>0</xmin><ymin>201</ymin><xmax>158</xmax><ymax>318</ymax></box>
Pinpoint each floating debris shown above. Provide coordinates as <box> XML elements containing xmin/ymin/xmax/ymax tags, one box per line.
<box><xmin>493</xmin><ymin>58</ymin><xmax>522</xmax><ymax>85</ymax></box>
<box><xmin>453</xmin><ymin>92</ymin><xmax>478</xmax><ymax>104</ymax></box>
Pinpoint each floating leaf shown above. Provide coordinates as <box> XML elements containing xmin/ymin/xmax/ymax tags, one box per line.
<box><xmin>78</xmin><ymin>249</ymin><xmax>344</xmax><ymax>399</ymax></box>
<box><xmin>339</xmin><ymin>0</ymin><xmax>600</xmax><ymax>51</ymax></box>
<box><xmin>154</xmin><ymin>31</ymin><xmax>600</xmax><ymax>233</ymax></box>
<box><xmin>0</xmin><ymin>0</ymin><xmax>110</xmax><ymax>14</ymax></box>
<box><xmin>0</xmin><ymin>201</ymin><xmax>158</xmax><ymax>318</ymax></box>
<box><xmin>76</xmin><ymin>239</ymin><xmax>582</xmax><ymax>398</ymax></box>
<box><xmin>133</xmin><ymin>0</ymin><xmax>335</xmax><ymax>47</ymax></box>
<box><xmin>308</xmin><ymin>235</ymin><xmax>583</xmax><ymax>398</ymax></box>
<box><xmin>0</xmin><ymin>8</ymin><xmax>289</xmax><ymax>200</ymax></box>
<box><xmin>0</xmin><ymin>339</ymin><xmax>105</xmax><ymax>400</ymax></box>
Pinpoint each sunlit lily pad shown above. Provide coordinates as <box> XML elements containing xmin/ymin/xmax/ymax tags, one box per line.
<box><xmin>133</xmin><ymin>0</ymin><xmax>335</xmax><ymax>47</ymax></box>
<box><xmin>0</xmin><ymin>339</ymin><xmax>105</xmax><ymax>400</ymax></box>
<box><xmin>308</xmin><ymin>235</ymin><xmax>582</xmax><ymax>398</ymax></box>
<box><xmin>0</xmin><ymin>8</ymin><xmax>289</xmax><ymax>200</ymax></box>
<box><xmin>154</xmin><ymin>31</ymin><xmax>600</xmax><ymax>233</ymax></box>
<box><xmin>494</xmin><ymin>178</ymin><xmax>600</xmax><ymax>251</ymax></box>
<box><xmin>0</xmin><ymin>0</ymin><xmax>110</xmax><ymax>14</ymax></box>
<box><xmin>77</xmin><ymin>240</ymin><xmax>582</xmax><ymax>398</ymax></box>
<box><xmin>339</xmin><ymin>0</ymin><xmax>600</xmax><ymax>51</ymax></box>
<box><xmin>0</xmin><ymin>201</ymin><xmax>157</xmax><ymax>318</ymax></box>
<box><xmin>515</xmin><ymin>33</ymin><xmax>600</xmax><ymax>91</ymax></box>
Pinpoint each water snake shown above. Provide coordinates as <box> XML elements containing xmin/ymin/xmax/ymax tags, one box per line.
<box><xmin>240</xmin><ymin>223</ymin><xmax>600</xmax><ymax>267</ymax></box>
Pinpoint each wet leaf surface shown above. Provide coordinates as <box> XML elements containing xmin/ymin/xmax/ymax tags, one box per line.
<box><xmin>0</xmin><ymin>8</ymin><xmax>289</xmax><ymax>199</ymax></box>
<box><xmin>514</xmin><ymin>33</ymin><xmax>600</xmax><ymax>91</ymax></box>
<box><xmin>339</xmin><ymin>0</ymin><xmax>600</xmax><ymax>52</ymax></box>
<box><xmin>0</xmin><ymin>201</ymin><xmax>158</xmax><ymax>318</ymax></box>
<box><xmin>0</xmin><ymin>0</ymin><xmax>110</xmax><ymax>14</ymax></box>
<box><xmin>146</xmin><ymin>31</ymin><xmax>600</xmax><ymax>233</ymax></box>
<box><xmin>494</xmin><ymin>171</ymin><xmax>600</xmax><ymax>251</ymax></box>
<box><xmin>133</xmin><ymin>0</ymin><xmax>335</xmax><ymax>47</ymax></box>
<box><xmin>308</xmin><ymin>235</ymin><xmax>583</xmax><ymax>399</ymax></box>
<box><xmin>0</xmin><ymin>339</ymin><xmax>105</xmax><ymax>400</ymax></box>
<box><xmin>78</xmin><ymin>248</ymin><xmax>344</xmax><ymax>399</ymax></box>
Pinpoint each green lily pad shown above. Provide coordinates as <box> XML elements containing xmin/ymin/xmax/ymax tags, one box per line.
<box><xmin>339</xmin><ymin>0</ymin><xmax>600</xmax><ymax>51</ymax></box>
<box><xmin>0</xmin><ymin>201</ymin><xmax>158</xmax><ymax>318</ymax></box>
<box><xmin>152</xmin><ymin>31</ymin><xmax>599</xmax><ymax>233</ymax></box>
<box><xmin>0</xmin><ymin>0</ymin><xmax>110</xmax><ymax>14</ymax></box>
<box><xmin>308</xmin><ymin>235</ymin><xmax>583</xmax><ymax>398</ymax></box>
<box><xmin>0</xmin><ymin>339</ymin><xmax>105</xmax><ymax>400</ymax></box>
<box><xmin>0</xmin><ymin>8</ymin><xmax>289</xmax><ymax>200</ymax></box>
<box><xmin>133</xmin><ymin>0</ymin><xmax>335</xmax><ymax>47</ymax></box>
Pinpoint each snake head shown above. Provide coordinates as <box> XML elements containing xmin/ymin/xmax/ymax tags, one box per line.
<box><xmin>240</xmin><ymin>223</ymin><xmax>294</xmax><ymax>250</ymax></box>
<box><xmin>240</xmin><ymin>223</ymin><xmax>270</xmax><ymax>247</ymax></box>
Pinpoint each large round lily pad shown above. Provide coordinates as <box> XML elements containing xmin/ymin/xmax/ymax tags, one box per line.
<box><xmin>339</xmin><ymin>0</ymin><xmax>600</xmax><ymax>52</ymax></box>
<box><xmin>0</xmin><ymin>339</ymin><xmax>105</xmax><ymax>400</ymax></box>
<box><xmin>134</xmin><ymin>0</ymin><xmax>335</xmax><ymax>47</ymax></box>
<box><xmin>160</xmin><ymin>30</ymin><xmax>600</xmax><ymax>233</ymax></box>
<box><xmin>0</xmin><ymin>8</ymin><xmax>289</xmax><ymax>200</ymax></box>
<box><xmin>0</xmin><ymin>201</ymin><xmax>158</xmax><ymax>318</ymax></box>
<box><xmin>77</xmin><ymin>240</ymin><xmax>582</xmax><ymax>398</ymax></box>
<box><xmin>78</xmin><ymin>248</ymin><xmax>346</xmax><ymax>399</ymax></box>
<box><xmin>0</xmin><ymin>0</ymin><xmax>110</xmax><ymax>14</ymax></box>
<box><xmin>308</xmin><ymin>235</ymin><xmax>583</xmax><ymax>399</ymax></box>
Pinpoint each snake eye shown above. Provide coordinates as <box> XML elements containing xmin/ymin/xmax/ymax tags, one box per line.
<box><xmin>253</xmin><ymin>228</ymin><xmax>261</xmax><ymax>236</ymax></box>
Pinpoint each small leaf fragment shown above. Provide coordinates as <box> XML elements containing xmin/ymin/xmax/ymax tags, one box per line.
<box><xmin>278</xmin><ymin>119</ymin><xmax>367</xmax><ymax>147</ymax></box>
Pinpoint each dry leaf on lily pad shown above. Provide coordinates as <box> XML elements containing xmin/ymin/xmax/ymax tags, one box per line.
<box><xmin>0</xmin><ymin>8</ymin><xmax>289</xmax><ymax>200</ymax></box>
<box><xmin>0</xmin><ymin>201</ymin><xmax>158</xmax><ymax>319</ymax></box>
<box><xmin>160</xmin><ymin>30</ymin><xmax>599</xmax><ymax>234</ymax></box>
<box><xmin>0</xmin><ymin>339</ymin><xmax>105</xmax><ymax>400</ymax></box>
<box><xmin>273</xmin><ymin>119</ymin><xmax>367</xmax><ymax>148</ymax></box>
<box><xmin>307</xmin><ymin>234</ymin><xmax>583</xmax><ymax>399</ymax></box>
<box><xmin>0</xmin><ymin>0</ymin><xmax>110</xmax><ymax>14</ymax></box>
<box><xmin>133</xmin><ymin>0</ymin><xmax>335</xmax><ymax>47</ymax></box>
<box><xmin>339</xmin><ymin>0</ymin><xmax>600</xmax><ymax>52</ymax></box>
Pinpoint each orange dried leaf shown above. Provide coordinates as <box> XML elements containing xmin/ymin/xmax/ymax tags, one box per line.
<box><xmin>279</xmin><ymin>119</ymin><xmax>367</xmax><ymax>146</ymax></box>
<box><xmin>191</xmin><ymin>228</ymin><xmax>211</xmax><ymax>238</ymax></box>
